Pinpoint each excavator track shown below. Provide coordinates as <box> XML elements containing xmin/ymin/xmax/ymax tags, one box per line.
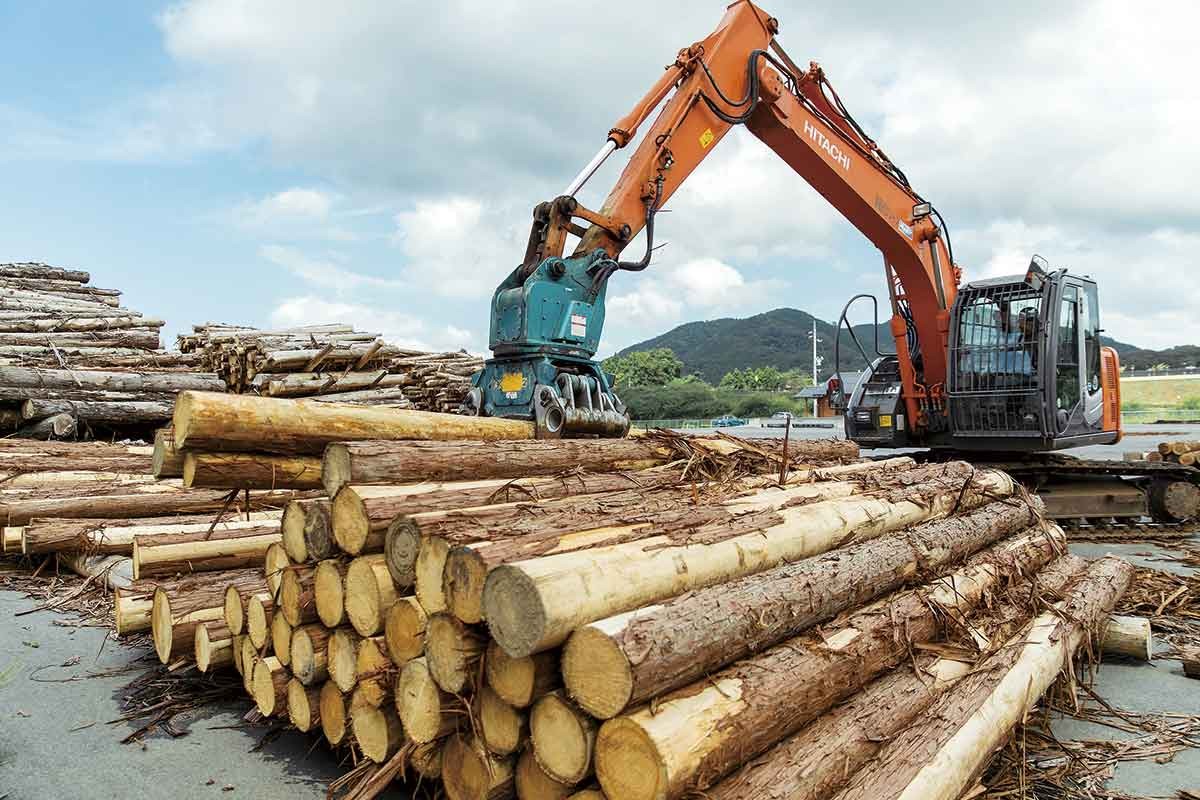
<box><xmin>918</xmin><ymin>452</ymin><xmax>1200</xmax><ymax>528</ymax></box>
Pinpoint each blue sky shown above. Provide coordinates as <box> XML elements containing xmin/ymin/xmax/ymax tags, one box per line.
<box><xmin>2</xmin><ymin>1</ymin><xmax>1197</xmax><ymax>356</ymax></box>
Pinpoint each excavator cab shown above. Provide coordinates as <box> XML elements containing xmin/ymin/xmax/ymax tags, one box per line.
<box><xmin>945</xmin><ymin>258</ymin><xmax>1122</xmax><ymax>451</ymax></box>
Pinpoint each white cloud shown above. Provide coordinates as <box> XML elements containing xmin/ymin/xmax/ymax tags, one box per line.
<box><xmin>392</xmin><ymin>197</ymin><xmax>524</xmax><ymax>298</ymax></box>
<box><xmin>260</xmin><ymin>244</ymin><xmax>402</xmax><ymax>292</ymax></box>
<box><xmin>247</xmin><ymin>188</ymin><xmax>332</xmax><ymax>221</ymax></box>
<box><xmin>269</xmin><ymin>295</ymin><xmax>483</xmax><ymax>354</ymax></box>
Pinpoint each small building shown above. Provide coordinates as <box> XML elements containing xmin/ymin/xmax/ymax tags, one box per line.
<box><xmin>796</xmin><ymin>372</ymin><xmax>864</xmax><ymax>417</ymax></box>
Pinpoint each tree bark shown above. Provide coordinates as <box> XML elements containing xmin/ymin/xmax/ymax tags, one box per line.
<box><xmin>15</xmin><ymin>412</ymin><xmax>75</xmax><ymax>439</ymax></box>
<box><xmin>21</xmin><ymin>513</ymin><xmax>281</xmax><ymax>555</ymax></box>
<box><xmin>562</xmin><ymin>497</ymin><xmax>1045</xmax><ymax>718</ymax></box>
<box><xmin>0</xmin><ymin>487</ymin><xmax>303</xmax><ymax>525</ymax></box>
<box><xmin>132</xmin><ymin>528</ymin><xmax>281</xmax><ymax>579</ymax></box>
<box><xmin>0</xmin><ymin>366</ymin><xmax>221</xmax><ymax>393</ymax></box>
<box><xmin>322</xmin><ymin>437</ymin><xmax>856</xmax><ymax>496</ymax></box>
<box><xmin>21</xmin><ymin>398</ymin><xmax>173</xmax><ymax>424</ymax></box>
<box><xmin>486</xmin><ymin>466</ymin><xmax>1014</xmax><ymax>657</ymax></box>
<box><xmin>265</xmin><ymin>370</ymin><xmax>409</xmax><ymax>397</ymax></box>
<box><xmin>132</xmin><ymin>567</ymin><xmax>259</xmax><ymax>640</ymax></box>
<box><xmin>397</xmin><ymin>656</ymin><xmax>466</xmax><ymax>744</ymax></box>
<box><xmin>0</xmin><ymin>330</ymin><xmax>160</xmax><ymax>348</ymax></box>
<box><xmin>830</xmin><ymin>556</ymin><xmax>1134</xmax><ymax>800</ymax></box>
<box><xmin>590</xmin><ymin>528</ymin><xmax>1064</xmax><ymax>800</ymax></box>
<box><xmin>440</xmin><ymin>479</ymin><xmax>870</xmax><ymax>625</ymax></box>
<box><xmin>700</xmin><ymin>555</ymin><xmax>1090</xmax><ymax>800</ymax></box>
<box><xmin>376</xmin><ymin>468</ymin><xmax>687</xmax><ymax>587</ymax></box>
<box><xmin>0</xmin><ymin>263</ymin><xmax>90</xmax><ymax>282</ymax></box>
<box><xmin>173</xmin><ymin>390</ymin><xmax>533</xmax><ymax>455</ymax></box>
<box><xmin>0</xmin><ymin>315</ymin><xmax>161</xmax><ymax>333</ymax></box>
<box><xmin>183</xmin><ymin>451</ymin><xmax>323</xmax><ymax>490</ymax></box>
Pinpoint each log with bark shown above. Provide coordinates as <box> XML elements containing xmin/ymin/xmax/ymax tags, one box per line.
<box><xmin>0</xmin><ymin>486</ymin><xmax>302</xmax><ymax>525</ymax></box>
<box><xmin>320</xmin><ymin>680</ymin><xmax>352</xmax><ymax>747</ymax></box>
<box><xmin>131</xmin><ymin>525</ymin><xmax>281</xmax><ymax>579</ymax></box>
<box><xmin>829</xmin><ymin>555</ymin><xmax>1134</xmax><ymax>800</ymax></box>
<box><xmin>252</xmin><ymin>656</ymin><xmax>290</xmax><ymax>716</ymax></box>
<box><xmin>290</xmin><ymin>623</ymin><xmax>332</xmax><ymax>685</ymax></box>
<box><xmin>16</xmin><ymin>412</ymin><xmax>76</xmax><ymax>439</ymax></box>
<box><xmin>562</xmin><ymin>496</ymin><xmax>1045</xmax><ymax>718</ymax></box>
<box><xmin>152</xmin><ymin>427</ymin><xmax>185</xmax><ymax>478</ymax></box>
<box><xmin>590</xmin><ymin>527</ymin><xmax>1064</xmax><ymax>800</ymax></box>
<box><xmin>426</xmin><ymin>612</ymin><xmax>486</xmax><ymax>694</ymax></box>
<box><xmin>344</xmin><ymin>554</ymin><xmax>398</xmax><ymax>636</ymax></box>
<box><xmin>21</xmin><ymin>512</ymin><xmax>282</xmax><ymax>556</ymax></box>
<box><xmin>351</xmin><ymin>705</ymin><xmax>405</xmax><ymax>763</ymax></box>
<box><xmin>120</xmin><ymin>567</ymin><xmax>259</xmax><ymax>638</ymax></box>
<box><xmin>279</xmin><ymin>565</ymin><xmax>318</xmax><ymax>626</ymax></box>
<box><xmin>281</xmin><ymin>498</ymin><xmax>332</xmax><ymax>563</ymax></box>
<box><xmin>485</xmin><ymin>465</ymin><xmax>1014</xmax><ymax>657</ymax></box>
<box><xmin>288</xmin><ymin>678</ymin><xmax>322</xmax><ymax>732</ymax></box>
<box><xmin>516</xmin><ymin>748</ymin><xmax>574</xmax><ymax>800</ymax></box>
<box><xmin>322</xmin><ymin>436</ymin><xmax>857</xmax><ymax>496</ymax></box>
<box><xmin>698</xmin><ymin>554</ymin><xmax>1090</xmax><ymax>800</ymax></box>
<box><xmin>194</xmin><ymin>622</ymin><xmax>234</xmax><ymax>672</ymax></box>
<box><xmin>383</xmin><ymin>596</ymin><xmax>428</xmax><ymax>666</ymax></box>
<box><xmin>173</xmin><ymin>391</ymin><xmax>534</xmax><ymax>455</ymax></box>
<box><xmin>20</xmin><ymin>398</ymin><xmax>173</xmax><ymax>424</ymax></box>
<box><xmin>183</xmin><ymin>452</ymin><xmax>323</xmax><ymax>490</ymax></box>
<box><xmin>485</xmin><ymin>641</ymin><xmax>560</xmax><ymax>709</ymax></box>
<box><xmin>476</xmin><ymin>684</ymin><xmax>526</xmax><ymax>756</ymax></box>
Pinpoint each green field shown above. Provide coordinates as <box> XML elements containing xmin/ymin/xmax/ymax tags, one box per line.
<box><xmin>1120</xmin><ymin>377</ymin><xmax>1200</xmax><ymax>410</ymax></box>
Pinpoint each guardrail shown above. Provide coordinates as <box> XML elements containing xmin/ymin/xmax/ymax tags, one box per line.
<box><xmin>1121</xmin><ymin>368</ymin><xmax>1200</xmax><ymax>379</ymax></box>
<box><xmin>631</xmin><ymin>419</ymin><xmax>715</xmax><ymax>430</ymax></box>
<box><xmin>1121</xmin><ymin>409</ymin><xmax>1200</xmax><ymax>424</ymax></box>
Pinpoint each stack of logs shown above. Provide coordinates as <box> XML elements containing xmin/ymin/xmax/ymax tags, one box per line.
<box><xmin>133</xmin><ymin>391</ymin><xmax>1146</xmax><ymax>800</ymax></box>
<box><xmin>178</xmin><ymin>323</ymin><xmax>481</xmax><ymax>412</ymax></box>
<box><xmin>1151</xmin><ymin>440</ymin><xmax>1200</xmax><ymax>466</ymax></box>
<box><xmin>0</xmin><ymin>437</ymin><xmax>315</xmax><ymax>600</ymax></box>
<box><xmin>0</xmin><ymin>263</ymin><xmax>222</xmax><ymax>438</ymax></box>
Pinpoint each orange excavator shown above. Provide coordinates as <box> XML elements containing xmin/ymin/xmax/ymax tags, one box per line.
<box><xmin>464</xmin><ymin>0</ymin><xmax>1200</xmax><ymax>523</ymax></box>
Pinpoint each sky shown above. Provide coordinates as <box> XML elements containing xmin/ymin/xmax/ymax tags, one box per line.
<box><xmin>1</xmin><ymin>0</ymin><xmax>1196</xmax><ymax>358</ymax></box>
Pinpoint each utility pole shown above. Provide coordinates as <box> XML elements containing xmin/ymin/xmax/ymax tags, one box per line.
<box><xmin>806</xmin><ymin>319</ymin><xmax>822</xmax><ymax>418</ymax></box>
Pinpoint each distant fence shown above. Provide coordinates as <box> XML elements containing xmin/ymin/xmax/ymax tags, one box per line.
<box><xmin>1121</xmin><ymin>369</ymin><xmax>1200</xmax><ymax>379</ymax></box>
<box><xmin>631</xmin><ymin>419</ymin><xmax>715</xmax><ymax>430</ymax></box>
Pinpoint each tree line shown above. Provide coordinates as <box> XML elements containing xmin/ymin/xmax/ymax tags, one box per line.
<box><xmin>601</xmin><ymin>348</ymin><xmax>814</xmax><ymax>420</ymax></box>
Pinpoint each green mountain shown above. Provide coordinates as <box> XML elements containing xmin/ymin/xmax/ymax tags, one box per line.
<box><xmin>616</xmin><ymin>307</ymin><xmax>1143</xmax><ymax>382</ymax></box>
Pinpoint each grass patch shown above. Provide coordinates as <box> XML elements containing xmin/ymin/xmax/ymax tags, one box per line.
<box><xmin>1119</xmin><ymin>376</ymin><xmax>1200</xmax><ymax>407</ymax></box>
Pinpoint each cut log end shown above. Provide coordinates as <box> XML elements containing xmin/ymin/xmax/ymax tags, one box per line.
<box><xmin>351</xmin><ymin>705</ymin><xmax>403</xmax><ymax>763</ymax></box>
<box><xmin>322</xmin><ymin>443</ymin><xmax>352</xmax><ymax>497</ymax></box>
<box><xmin>281</xmin><ymin>501</ymin><xmax>308</xmax><ymax>563</ymax></box>
<box><xmin>331</xmin><ymin>486</ymin><xmax>371</xmax><ymax>555</ymax></box>
<box><xmin>290</xmin><ymin>625</ymin><xmax>329</xmax><ymax>685</ymax></box>
<box><xmin>384</xmin><ymin>596</ymin><xmax>428</xmax><ymax>665</ymax></box>
<box><xmin>483</xmin><ymin>564</ymin><xmax>548</xmax><ymax>659</ymax></box>
<box><xmin>562</xmin><ymin>625</ymin><xmax>634</xmax><ymax>720</ymax></box>
<box><xmin>328</xmin><ymin>628</ymin><xmax>362</xmax><ymax>693</ymax></box>
<box><xmin>223</xmin><ymin>584</ymin><xmax>245</xmax><ymax>636</ymax></box>
<box><xmin>531</xmin><ymin>691</ymin><xmax>597</xmax><ymax>785</ymax></box>
<box><xmin>246</xmin><ymin>592</ymin><xmax>274</xmax><ymax>649</ymax></box>
<box><xmin>252</xmin><ymin>656</ymin><xmax>288</xmax><ymax>716</ymax></box>
<box><xmin>151</xmin><ymin>588</ymin><xmax>173</xmax><ymax>663</ymax></box>
<box><xmin>314</xmin><ymin>559</ymin><xmax>347</xmax><ymax>628</ymax></box>
<box><xmin>415</xmin><ymin>534</ymin><xmax>452</xmax><ymax>614</ymax></box>
<box><xmin>319</xmin><ymin>681</ymin><xmax>350</xmax><ymax>746</ymax></box>
<box><xmin>410</xmin><ymin>739</ymin><xmax>444</xmax><ymax>779</ymax></box>
<box><xmin>287</xmin><ymin>678</ymin><xmax>320</xmax><ymax>732</ymax></box>
<box><xmin>384</xmin><ymin>516</ymin><xmax>420</xmax><ymax>588</ymax></box>
<box><xmin>264</xmin><ymin>542</ymin><xmax>290</xmax><ymax>596</ymax></box>
<box><xmin>517</xmin><ymin>747</ymin><xmax>574</xmax><ymax>800</ymax></box>
<box><xmin>485</xmin><ymin>641</ymin><xmax>560</xmax><ymax>709</ymax></box>
<box><xmin>427</xmin><ymin>613</ymin><xmax>485</xmax><ymax>694</ymax></box>
<box><xmin>195</xmin><ymin>623</ymin><xmax>232</xmax><ymax>673</ymax></box>
<box><xmin>280</xmin><ymin>566</ymin><xmax>315</xmax><ymax>627</ymax></box>
<box><xmin>477</xmin><ymin>684</ymin><xmax>525</xmax><ymax>756</ymax></box>
<box><xmin>443</xmin><ymin>735</ymin><xmax>515</xmax><ymax>800</ymax></box>
<box><xmin>594</xmin><ymin>718</ymin><xmax>666</xmax><ymax>800</ymax></box>
<box><xmin>444</xmin><ymin>546</ymin><xmax>489</xmax><ymax>624</ymax></box>
<box><xmin>397</xmin><ymin>657</ymin><xmax>460</xmax><ymax>744</ymax></box>
<box><xmin>271</xmin><ymin>613</ymin><xmax>293</xmax><ymax>667</ymax></box>
<box><xmin>1103</xmin><ymin>614</ymin><xmax>1153</xmax><ymax>661</ymax></box>
<box><xmin>344</xmin><ymin>555</ymin><xmax>395</xmax><ymax>636</ymax></box>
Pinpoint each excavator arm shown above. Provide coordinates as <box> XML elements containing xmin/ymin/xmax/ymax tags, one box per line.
<box><xmin>524</xmin><ymin>0</ymin><xmax>958</xmax><ymax>436</ymax></box>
